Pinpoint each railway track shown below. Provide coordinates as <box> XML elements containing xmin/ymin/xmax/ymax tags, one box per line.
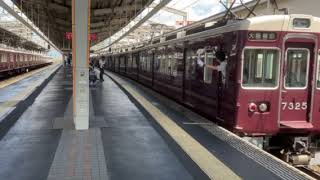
<box><xmin>297</xmin><ymin>166</ymin><xmax>320</xmax><ymax>179</ymax></box>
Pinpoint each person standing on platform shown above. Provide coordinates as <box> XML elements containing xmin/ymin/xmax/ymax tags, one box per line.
<box><xmin>99</xmin><ymin>56</ymin><xmax>105</xmax><ymax>82</ymax></box>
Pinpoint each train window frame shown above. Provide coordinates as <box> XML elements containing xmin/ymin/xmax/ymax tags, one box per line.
<box><xmin>241</xmin><ymin>47</ymin><xmax>281</xmax><ymax>90</ymax></box>
<box><xmin>284</xmin><ymin>48</ymin><xmax>310</xmax><ymax>90</ymax></box>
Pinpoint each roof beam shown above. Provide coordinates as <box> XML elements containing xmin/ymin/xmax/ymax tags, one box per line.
<box><xmin>48</xmin><ymin>2</ymin><xmax>70</xmax><ymax>13</ymax></box>
<box><xmin>0</xmin><ymin>0</ymin><xmax>61</xmax><ymax>52</ymax></box>
<box><xmin>93</xmin><ymin>0</ymin><xmax>172</xmax><ymax>52</ymax></box>
<box><xmin>93</xmin><ymin>4</ymin><xmax>143</xmax><ymax>16</ymax></box>
<box><xmin>149</xmin><ymin>2</ymin><xmax>187</xmax><ymax>20</ymax></box>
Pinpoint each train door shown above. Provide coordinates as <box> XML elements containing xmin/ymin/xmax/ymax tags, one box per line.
<box><xmin>280</xmin><ymin>40</ymin><xmax>315</xmax><ymax>129</ymax></box>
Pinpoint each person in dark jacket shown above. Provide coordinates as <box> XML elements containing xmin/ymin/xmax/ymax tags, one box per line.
<box><xmin>99</xmin><ymin>56</ymin><xmax>105</xmax><ymax>81</ymax></box>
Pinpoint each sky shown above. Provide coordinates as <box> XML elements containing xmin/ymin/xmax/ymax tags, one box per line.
<box><xmin>150</xmin><ymin>0</ymin><xmax>251</xmax><ymax>26</ymax></box>
<box><xmin>150</xmin><ymin>0</ymin><xmax>223</xmax><ymax>26</ymax></box>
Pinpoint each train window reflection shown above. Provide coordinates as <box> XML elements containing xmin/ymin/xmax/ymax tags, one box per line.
<box><xmin>204</xmin><ymin>52</ymin><xmax>214</xmax><ymax>83</ymax></box>
<box><xmin>285</xmin><ymin>49</ymin><xmax>309</xmax><ymax>88</ymax></box>
<box><xmin>255</xmin><ymin>54</ymin><xmax>263</xmax><ymax>78</ymax></box>
<box><xmin>242</xmin><ymin>49</ymin><xmax>279</xmax><ymax>88</ymax></box>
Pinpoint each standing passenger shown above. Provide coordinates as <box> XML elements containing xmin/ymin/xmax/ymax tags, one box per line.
<box><xmin>206</xmin><ymin>50</ymin><xmax>227</xmax><ymax>85</ymax></box>
<box><xmin>99</xmin><ymin>56</ymin><xmax>105</xmax><ymax>82</ymax></box>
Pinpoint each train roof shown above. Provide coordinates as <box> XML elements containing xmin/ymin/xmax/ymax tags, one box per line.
<box><xmin>0</xmin><ymin>46</ymin><xmax>47</xmax><ymax>56</ymax></box>
<box><xmin>106</xmin><ymin>14</ymin><xmax>320</xmax><ymax>55</ymax></box>
<box><xmin>240</xmin><ymin>14</ymin><xmax>320</xmax><ymax>32</ymax></box>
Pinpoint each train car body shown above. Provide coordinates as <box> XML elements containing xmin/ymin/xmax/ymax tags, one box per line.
<box><xmin>104</xmin><ymin>14</ymin><xmax>320</xmax><ymax>165</ymax></box>
<box><xmin>0</xmin><ymin>47</ymin><xmax>52</xmax><ymax>76</ymax></box>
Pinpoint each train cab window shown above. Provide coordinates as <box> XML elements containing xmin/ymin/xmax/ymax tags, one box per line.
<box><xmin>204</xmin><ymin>52</ymin><xmax>214</xmax><ymax>83</ymax></box>
<box><xmin>242</xmin><ymin>49</ymin><xmax>279</xmax><ymax>88</ymax></box>
<box><xmin>285</xmin><ymin>49</ymin><xmax>309</xmax><ymax>88</ymax></box>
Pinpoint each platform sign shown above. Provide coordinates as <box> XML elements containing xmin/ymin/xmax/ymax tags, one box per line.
<box><xmin>66</xmin><ymin>32</ymin><xmax>72</xmax><ymax>40</ymax></box>
<box><xmin>65</xmin><ymin>32</ymin><xmax>98</xmax><ymax>41</ymax></box>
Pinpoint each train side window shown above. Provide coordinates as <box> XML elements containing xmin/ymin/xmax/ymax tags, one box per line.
<box><xmin>0</xmin><ymin>54</ymin><xmax>4</xmax><ymax>63</ymax></box>
<box><xmin>127</xmin><ymin>54</ymin><xmax>132</xmax><ymax>68</ymax></box>
<box><xmin>317</xmin><ymin>50</ymin><xmax>320</xmax><ymax>88</ymax></box>
<box><xmin>204</xmin><ymin>52</ymin><xmax>214</xmax><ymax>83</ymax></box>
<box><xmin>154</xmin><ymin>54</ymin><xmax>160</xmax><ymax>71</ymax></box>
<box><xmin>3</xmin><ymin>54</ymin><xmax>7</xmax><ymax>63</ymax></box>
<box><xmin>186</xmin><ymin>49</ymin><xmax>197</xmax><ymax>80</ymax></box>
<box><xmin>132</xmin><ymin>55</ymin><xmax>137</xmax><ymax>69</ymax></box>
<box><xmin>242</xmin><ymin>49</ymin><xmax>279</xmax><ymax>88</ymax></box>
<box><xmin>285</xmin><ymin>49</ymin><xmax>309</xmax><ymax>88</ymax></box>
<box><xmin>172</xmin><ymin>53</ymin><xmax>179</xmax><ymax>77</ymax></box>
<box><xmin>147</xmin><ymin>53</ymin><xmax>153</xmax><ymax>72</ymax></box>
<box><xmin>10</xmin><ymin>54</ymin><xmax>14</xmax><ymax>62</ymax></box>
<box><xmin>166</xmin><ymin>46</ymin><xmax>179</xmax><ymax>77</ymax></box>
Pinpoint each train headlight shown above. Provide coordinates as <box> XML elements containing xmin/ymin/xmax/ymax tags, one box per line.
<box><xmin>248</xmin><ymin>103</ymin><xmax>257</xmax><ymax>112</ymax></box>
<box><xmin>259</xmin><ymin>103</ymin><xmax>268</xmax><ymax>112</ymax></box>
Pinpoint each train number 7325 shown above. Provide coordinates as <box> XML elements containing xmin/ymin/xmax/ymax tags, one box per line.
<box><xmin>281</xmin><ymin>102</ymin><xmax>307</xmax><ymax>110</ymax></box>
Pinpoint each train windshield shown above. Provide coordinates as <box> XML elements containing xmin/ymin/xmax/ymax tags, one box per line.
<box><xmin>285</xmin><ymin>49</ymin><xmax>309</xmax><ymax>88</ymax></box>
<box><xmin>242</xmin><ymin>49</ymin><xmax>279</xmax><ymax>88</ymax></box>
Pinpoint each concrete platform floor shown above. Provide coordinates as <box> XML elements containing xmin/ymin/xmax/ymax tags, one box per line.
<box><xmin>0</xmin><ymin>67</ymin><xmax>197</xmax><ymax>180</ymax></box>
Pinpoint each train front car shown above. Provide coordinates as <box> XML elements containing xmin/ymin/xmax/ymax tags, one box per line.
<box><xmin>236</xmin><ymin>15</ymin><xmax>320</xmax><ymax>166</ymax></box>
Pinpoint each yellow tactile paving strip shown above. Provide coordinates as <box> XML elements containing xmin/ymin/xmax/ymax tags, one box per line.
<box><xmin>108</xmin><ymin>73</ymin><xmax>242</xmax><ymax>180</ymax></box>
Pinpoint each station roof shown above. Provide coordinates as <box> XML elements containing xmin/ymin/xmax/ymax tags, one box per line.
<box><xmin>0</xmin><ymin>25</ymin><xmax>45</xmax><ymax>51</ymax></box>
<box><xmin>11</xmin><ymin>0</ymin><xmax>152</xmax><ymax>50</ymax></box>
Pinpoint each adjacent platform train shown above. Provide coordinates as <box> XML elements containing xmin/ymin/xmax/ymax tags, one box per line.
<box><xmin>103</xmin><ymin>14</ymin><xmax>320</xmax><ymax>166</ymax></box>
<box><xmin>0</xmin><ymin>47</ymin><xmax>52</xmax><ymax>77</ymax></box>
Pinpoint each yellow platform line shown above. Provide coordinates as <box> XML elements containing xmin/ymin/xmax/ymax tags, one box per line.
<box><xmin>109</xmin><ymin>73</ymin><xmax>242</xmax><ymax>180</ymax></box>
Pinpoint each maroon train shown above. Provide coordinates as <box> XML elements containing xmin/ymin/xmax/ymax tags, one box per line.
<box><xmin>103</xmin><ymin>14</ymin><xmax>320</xmax><ymax>165</ymax></box>
<box><xmin>0</xmin><ymin>47</ymin><xmax>52</xmax><ymax>76</ymax></box>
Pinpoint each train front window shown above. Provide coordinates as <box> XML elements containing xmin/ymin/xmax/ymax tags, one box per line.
<box><xmin>285</xmin><ymin>49</ymin><xmax>309</xmax><ymax>88</ymax></box>
<box><xmin>242</xmin><ymin>49</ymin><xmax>279</xmax><ymax>88</ymax></box>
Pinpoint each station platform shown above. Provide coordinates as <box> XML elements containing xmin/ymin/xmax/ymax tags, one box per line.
<box><xmin>0</xmin><ymin>65</ymin><xmax>315</xmax><ymax>180</ymax></box>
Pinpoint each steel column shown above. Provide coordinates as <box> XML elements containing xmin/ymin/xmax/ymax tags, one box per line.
<box><xmin>72</xmin><ymin>0</ymin><xmax>91</xmax><ymax>130</ymax></box>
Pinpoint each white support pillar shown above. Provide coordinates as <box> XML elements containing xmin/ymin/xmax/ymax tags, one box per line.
<box><xmin>72</xmin><ymin>0</ymin><xmax>91</xmax><ymax>130</ymax></box>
